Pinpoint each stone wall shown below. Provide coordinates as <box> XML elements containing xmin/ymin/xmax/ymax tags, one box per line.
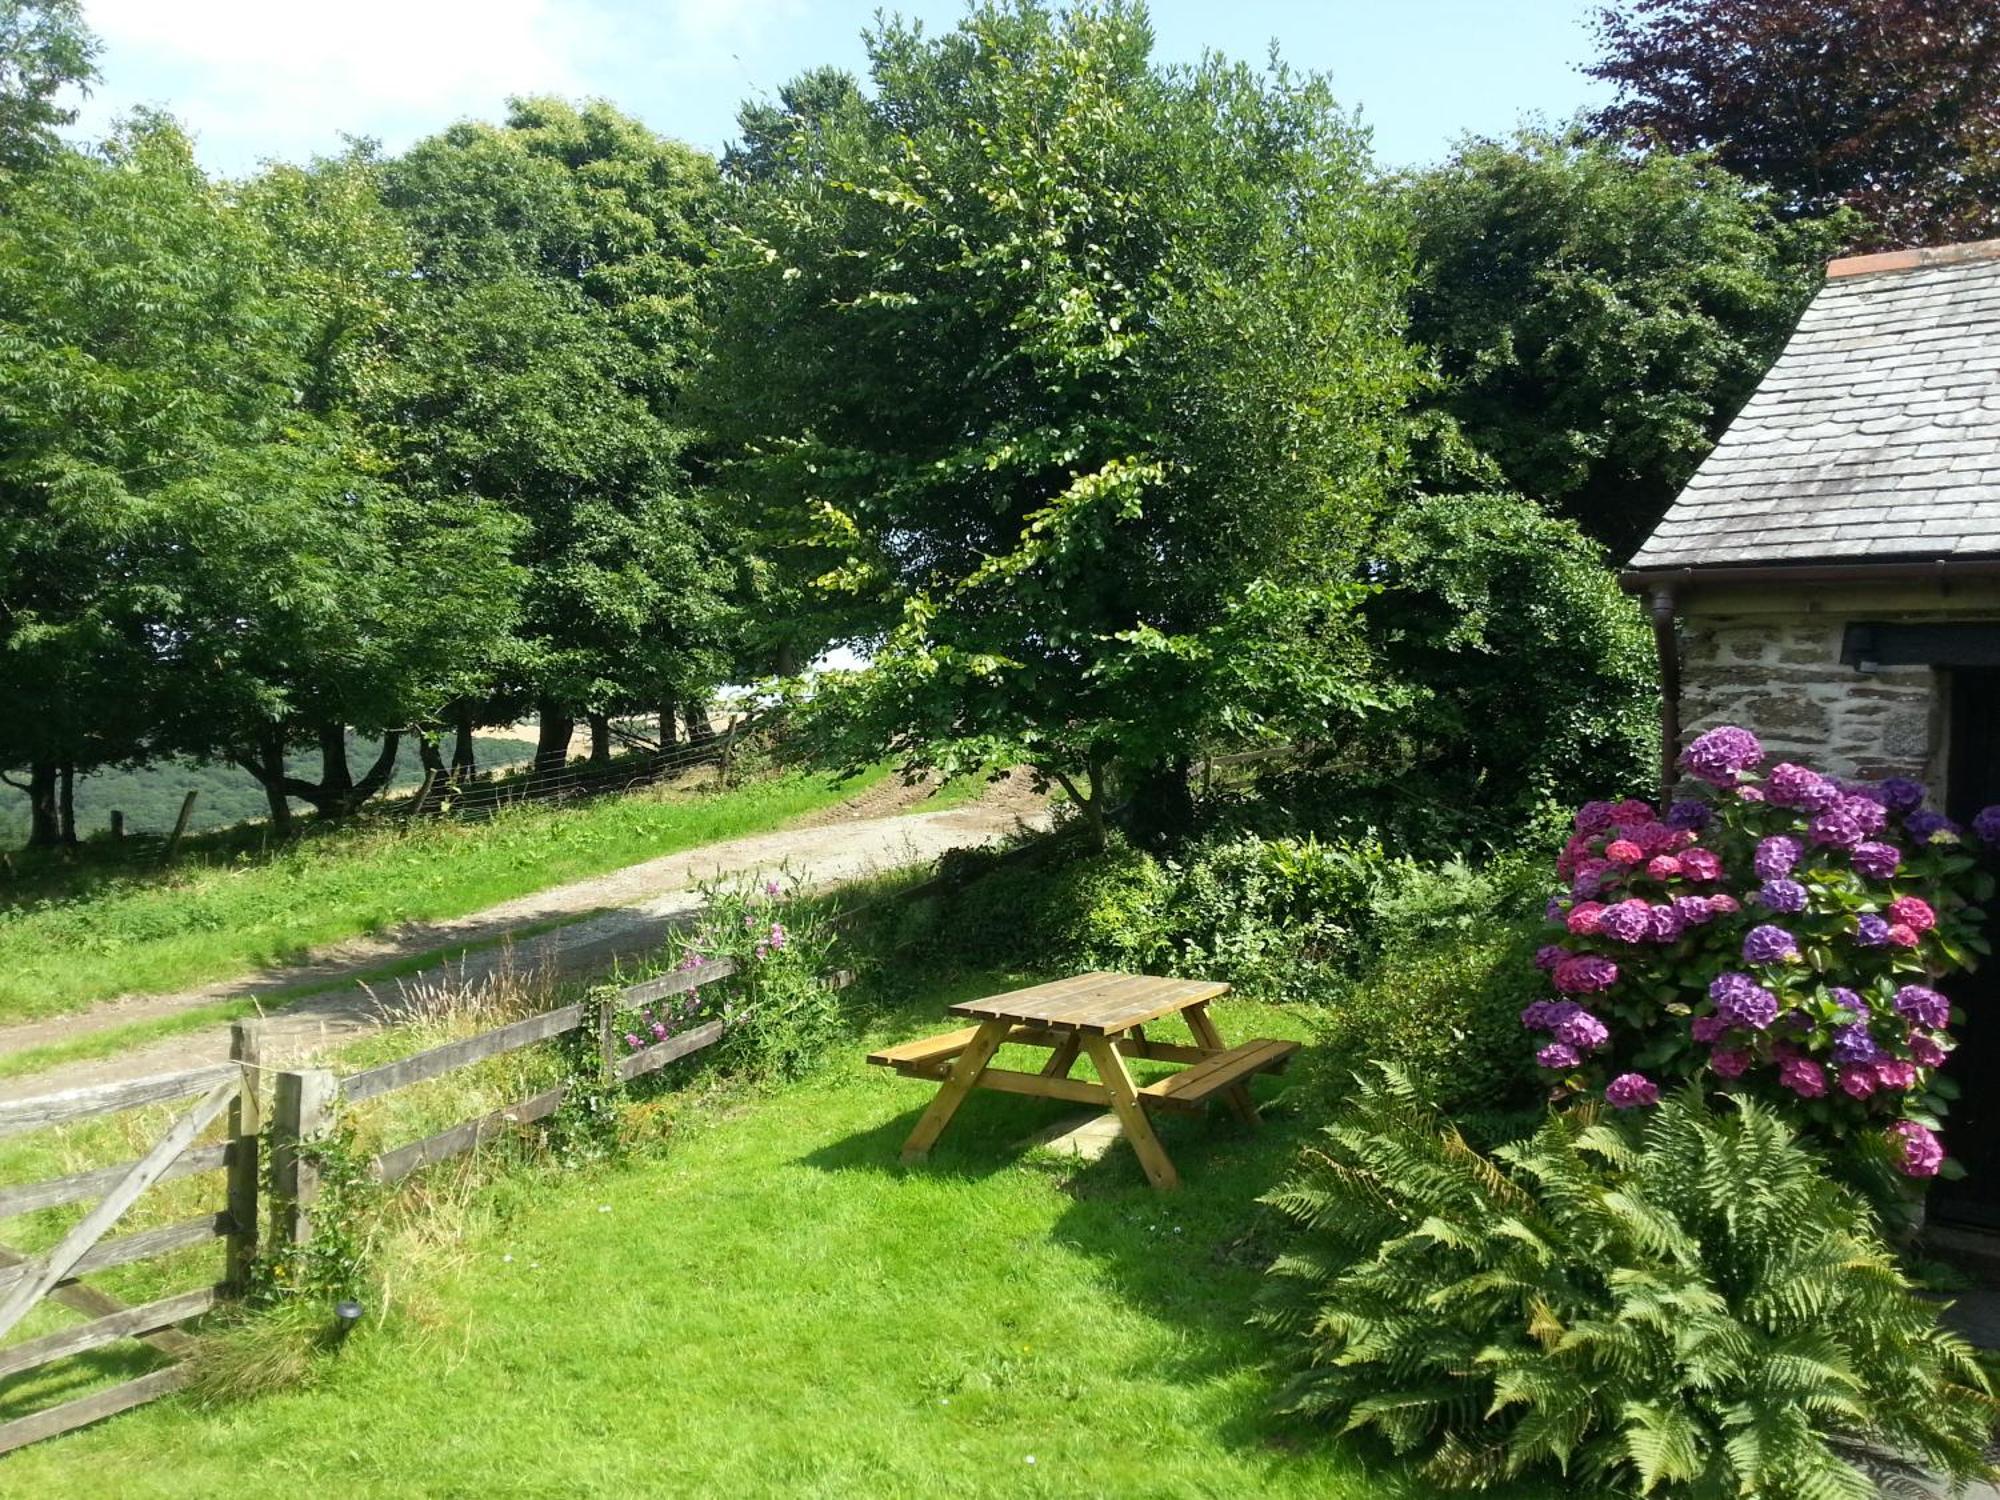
<box><xmin>1674</xmin><ymin>582</ymin><xmax>2000</xmax><ymax>785</ymax></box>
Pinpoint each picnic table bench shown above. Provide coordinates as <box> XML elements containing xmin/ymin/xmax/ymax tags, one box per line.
<box><xmin>867</xmin><ymin>972</ymin><xmax>1298</xmax><ymax>1190</ymax></box>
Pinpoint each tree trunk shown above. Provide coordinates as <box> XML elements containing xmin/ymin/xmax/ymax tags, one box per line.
<box><xmin>534</xmin><ymin>700</ymin><xmax>574</xmax><ymax>775</ymax></box>
<box><xmin>1123</xmin><ymin>755</ymin><xmax>1195</xmax><ymax>850</ymax></box>
<box><xmin>24</xmin><ymin>761</ymin><xmax>59</xmax><ymax>849</ymax></box>
<box><xmin>317</xmin><ymin>722</ymin><xmax>353</xmax><ymax>803</ymax></box>
<box><xmin>451</xmin><ymin>702</ymin><xmax>477</xmax><ymax>778</ymax></box>
<box><xmin>258</xmin><ymin>731</ymin><xmax>294</xmax><ymax>840</ymax></box>
<box><xmin>685</xmin><ymin>699</ymin><xmax>716</xmax><ymax>744</ymax></box>
<box><xmin>657</xmin><ymin>696</ymin><xmax>679</xmax><ymax>750</ymax></box>
<box><xmin>418</xmin><ymin>733</ymin><xmax>445</xmax><ymax>775</ymax></box>
<box><xmin>587</xmin><ymin>713</ymin><xmax>611</xmax><ymax>766</ymax></box>
<box><xmin>58</xmin><ymin>762</ymin><xmax>77</xmax><ymax>847</ymax></box>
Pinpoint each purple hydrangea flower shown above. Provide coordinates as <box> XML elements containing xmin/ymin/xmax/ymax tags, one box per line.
<box><xmin>1605</xmin><ymin>1073</ymin><xmax>1661</xmax><ymax>1109</ymax></box>
<box><xmin>1855</xmin><ymin>913</ymin><xmax>1890</xmax><ymax>947</ymax></box>
<box><xmin>1680</xmin><ymin>725</ymin><xmax>1764</xmax><ymax>787</ymax></box>
<box><xmin>1905</xmin><ymin>810</ymin><xmax>1961</xmax><ymax>846</ymax></box>
<box><xmin>1851</xmin><ymin>841</ymin><xmax>1901</xmax><ymax>880</ymax></box>
<box><xmin>1553</xmin><ymin>1007</ymin><xmax>1610</xmax><ymax>1050</ymax></box>
<box><xmin>1827</xmin><ymin>986</ymin><xmax>1863</xmax><ymax>1016</ymax></box>
<box><xmin>1545</xmin><ymin>897</ymin><xmax>1567</xmax><ymax>924</ymax></box>
<box><xmin>1533</xmin><ymin>944</ymin><xmax>1564</xmax><ymax>971</ymax></box>
<box><xmin>1742</xmin><ymin>924</ymin><xmax>1800</xmax><ymax>965</ymax></box>
<box><xmin>1878</xmin><ymin>777</ymin><xmax>1926</xmax><ymax>814</ymax></box>
<box><xmin>1574</xmin><ymin>800</ymin><xmax>1619</xmax><ymax>835</ymax></box>
<box><xmin>1837</xmin><ymin>795</ymin><xmax>1889</xmax><ymax>836</ymax></box>
<box><xmin>1889</xmin><ymin>1119</ymin><xmax>1944</xmax><ymax>1178</ymax></box>
<box><xmin>1666</xmin><ymin>800</ymin><xmax>1712</xmax><ymax>831</ymax></box>
<box><xmin>1767</xmin><ymin>762</ymin><xmax>1840</xmax><ymax>811</ymax></box>
<box><xmin>1536</xmin><ymin>1042</ymin><xmax>1582</xmax><ymax>1070</ymax></box>
<box><xmin>1648</xmin><ymin>904</ymin><xmax>1686</xmax><ymax>943</ymax></box>
<box><xmin>1672</xmin><ymin>894</ymin><xmax>1715</xmax><ymax>926</ymax></box>
<box><xmin>1754</xmin><ymin>878</ymin><xmax>1808</xmax><ymax>914</ymax></box>
<box><xmin>1709</xmin><ymin>971</ymin><xmax>1780</xmax><ymax>1030</ymax></box>
<box><xmin>1691</xmin><ymin>1014</ymin><xmax>1727</xmax><ymax>1043</ymax></box>
<box><xmin>1831</xmin><ymin>1023</ymin><xmax>1883</xmax><ymax>1066</ymax></box>
<box><xmin>1893</xmin><ymin>984</ymin><xmax>1951</xmax><ymax>1029</ymax></box>
<box><xmin>1521</xmin><ymin>999</ymin><xmax>1564</xmax><ymax>1030</ymax></box>
<box><xmin>1754</xmin><ymin>836</ymin><xmax>1803</xmax><ymax>880</ymax></box>
<box><xmin>1598</xmin><ymin>902</ymin><xmax>1655</xmax><ymax>944</ymax></box>
<box><xmin>1809</xmin><ymin>808</ymin><xmax>1864</xmax><ymax>849</ymax></box>
<box><xmin>1976</xmin><ymin>806</ymin><xmax>2000</xmax><ymax>845</ymax></box>
<box><xmin>1553</xmin><ymin>954</ymin><xmax>1619</xmax><ymax>993</ymax></box>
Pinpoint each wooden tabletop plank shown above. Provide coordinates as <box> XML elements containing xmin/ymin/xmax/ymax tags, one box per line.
<box><xmin>949</xmin><ymin>973</ymin><xmax>1229</xmax><ymax>1035</ymax></box>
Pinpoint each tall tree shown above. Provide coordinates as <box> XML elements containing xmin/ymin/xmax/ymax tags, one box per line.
<box><xmin>706</xmin><ymin>1</ymin><xmax>1416</xmax><ymax>844</ymax></box>
<box><xmin>382</xmin><ymin>99</ymin><xmax>737</xmax><ymax>773</ymax></box>
<box><xmin>0</xmin><ymin>0</ymin><xmax>95</xmax><ymax>173</ymax></box>
<box><xmin>1404</xmin><ymin>129</ymin><xmax>1841</xmax><ymax>555</ymax></box>
<box><xmin>1589</xmin><ymin>0</ymin><xmax>2000</xmax><ymax>251</ymax></box>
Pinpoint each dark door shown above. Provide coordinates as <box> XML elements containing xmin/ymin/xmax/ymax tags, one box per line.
<box><xmin>1932</xmin><ymin>667</ymin><xmax>2000</xmax><ymax>1226</ymax></box>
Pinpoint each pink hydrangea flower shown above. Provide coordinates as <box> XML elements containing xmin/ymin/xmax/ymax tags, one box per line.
<box><xmin>1886</xmin><ymin>922</ymin><xmax>1920</xmax><ymax>948</ymax></box>
<box><xmin>1889</xmin><ymin>1119</ymin><xmax>1944</xmax><ymax>1178</ymax></box>
<box><xmin>1604</xmin><ymin>1073</ymin><xmax>1661</xmax><ymax>1109</ymax></box>
<box><xmin>1909</xmin><ymin>1032</ymin><xmax>1950</xmax><ymax>1068</ymax></box>
<box><xmin>1837</xmin><ymin>1065</ymin><xmax>1878</xmax><ymax>1099</ymax></box>
<box><xmin>1710</xmin><ymin>1048</ymin><xmax>1752</xmax><ymax>1079</ymax></box>
<box><xmin>1646</xmin><ymin>855</ymin><xmax>1682</xmax><ymax>880</ymax></box>
<box><xmin>1678</xmin><ymin>848</ymin><xmax>1722</xmax><ymax>882</ymax></box>
<box><xmin>1566</xmin><ymin>901</ymin><xmax>1607</xmax><ymax>936</ymax></box>
<box><xmin>1872</xmin><ymin>1059</ymin><xmax>1917</xmax><ymax>1091</ymax></box>
<box><xmin>1777</xmin><ymin>1056</ymin><xmax>1827</xmax><ymax>1098</ymax></box>
<box><xmin>1887</xmin><ymin>895</ymin><xmax>1936</xmax><ymax>933</ymax></box>
<box><xmin>1605</xmin><ymin>839</ymin><xmax>1643</xmax><ymax>865</ymax></box>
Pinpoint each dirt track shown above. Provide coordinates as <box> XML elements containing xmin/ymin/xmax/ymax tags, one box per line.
<box><xmin>0</xmin><ymin>773</ymin><xmax>1047</xmax><ymax>1098</ymax></box>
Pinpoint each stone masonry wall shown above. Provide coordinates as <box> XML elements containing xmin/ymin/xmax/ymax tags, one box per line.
<box><xmin>1678</xmin><ymin>611</ymin><xmax>1937</xmax><ymax>781</ymax></box>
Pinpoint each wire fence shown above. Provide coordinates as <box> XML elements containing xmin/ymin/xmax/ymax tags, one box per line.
<box><xmin>391</xmin><ymin>714</ymin><xmax>767</xmax><ymax>825</ymax></box>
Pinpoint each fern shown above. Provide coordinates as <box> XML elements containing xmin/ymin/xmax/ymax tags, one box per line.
<box><xmin>1257</xmin><ymin>1066</ymin><xmax>2000</xmax><ymax>1497</ymax></box>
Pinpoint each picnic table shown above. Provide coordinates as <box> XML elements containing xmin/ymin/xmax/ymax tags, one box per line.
<box><xmin>866</xmin><ymin>971</ymin><xmax>1298</xmax><ymax>1190</ymax></box>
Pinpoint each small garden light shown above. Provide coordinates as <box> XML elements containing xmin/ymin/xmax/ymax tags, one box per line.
<box><xmin>333</xmin><ymin>1299</ymin><xmax>364</xmax><ymax>1342</ymax></box>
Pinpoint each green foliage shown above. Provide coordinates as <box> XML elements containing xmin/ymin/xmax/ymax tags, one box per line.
<box><xmin>679</xmin><ymin>873</ymin><xmax>843</xmax><ymax>1082</ymax></box>
<box><xmin>1260</xmin><ymin>1071</ymin><xmax>1999</xmax><ymax>1496</ymax></box>
<box><xmin>709</xmin><ymin>1</ymin><xmax>1417</xmax><ymax>831</ymax></box>
<box><xmin>257</xmin><ymin>1116</ymin><xmax>380</xmax><ymax>1306</ymax></box>
<box><xmin>1404</xmin><ymin>129</ymin><xmax>1841</xmax><ymax>554</ymax></box>
<box><xmin>1279</xmin><ymin>492</ymin><xmax>1658</xmax><ymax>857</ymax></box>
<box><xmin>0</xmin><ymin>0</ymin><xmax>96</xmax><ymax>172</ymax></box>
<box><xmin>1312</xmin><ymin>864</ymin><xmax>1549</xmax><ymax>1120</ymax></box>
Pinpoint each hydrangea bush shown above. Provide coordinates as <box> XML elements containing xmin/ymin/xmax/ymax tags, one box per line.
<box><xmin>1530</xmin><ymin>725</ymin><xmax>1995</xmax><ymax>1181</ymax></box>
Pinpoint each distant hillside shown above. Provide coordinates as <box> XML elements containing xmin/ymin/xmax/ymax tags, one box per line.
<box><xmin>1</xmin><ymin>735</ymin><xmax>538</xmax><ymax>843</ymax></box>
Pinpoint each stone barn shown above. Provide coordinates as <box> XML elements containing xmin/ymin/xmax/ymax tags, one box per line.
<box><xmin>1624</xmin><ymin>238</ymin><xmax>2000</xmax><ymax>1229</ymax></box>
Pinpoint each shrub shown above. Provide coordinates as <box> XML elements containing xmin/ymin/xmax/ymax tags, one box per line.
<box><xmin>1530</xmin><ymin>726</ymin><xmax>1996</xmax><ymax>1181</ymax></box>
<box><xmin>616</xmin><ymin>873</ymin><xmax>842</xmax><ymax>1083</ymax></box>
<box><xmin>1260</xmin><ymin>1068</ymin><xmax>1999</xmax><ymax>1497</ymax></box>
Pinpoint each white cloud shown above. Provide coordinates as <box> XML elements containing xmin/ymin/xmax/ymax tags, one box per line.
<box><xmin>74</xmin><ymin>0</ymin><xmax>609</xmax><ymax>171</ymax></box>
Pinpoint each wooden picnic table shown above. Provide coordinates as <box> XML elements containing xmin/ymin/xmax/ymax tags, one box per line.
<box><xmin>866</xmin><ymin>972</ymin><xmax>1298</xmax><ymax>1191</ymax></box>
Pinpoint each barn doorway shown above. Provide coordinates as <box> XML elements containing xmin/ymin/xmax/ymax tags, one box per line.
<box><xmin>1932</xmin><ymin>666</ymin><xmax>2000</xmax><ymax>1228</ymax></box>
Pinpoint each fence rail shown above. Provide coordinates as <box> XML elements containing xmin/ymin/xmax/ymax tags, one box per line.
<box><xmin>0</xmin><ymin>946</ymin><xmax>837</xmax><ymax>1456</ymax></box>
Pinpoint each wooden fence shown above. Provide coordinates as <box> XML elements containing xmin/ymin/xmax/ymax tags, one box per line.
<box><xmin>0</xmin><ymin>954</ymin><xmax>826</xmax><ymax>1455</ymax></box>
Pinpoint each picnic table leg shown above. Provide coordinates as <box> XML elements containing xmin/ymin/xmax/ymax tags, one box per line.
<box><xmin>1081</xmin><ymin>1035</ymin><xmax>1180</xmax><ymax>1191</ymax></box>
<box><xmin>1184</xmin><ymin>1002</ymin><xmax>1261</xmax><ymax>1128</ymax></box>
<box><xmin>1039</xmin><ymin>1031</ymin><xmax>1082</xmax><ymax>1079</ymax></box>
<box><xmin>900</xmin><ymin>1019</ymin><xmax>1009</xmax><ymax>1164</ymax></box>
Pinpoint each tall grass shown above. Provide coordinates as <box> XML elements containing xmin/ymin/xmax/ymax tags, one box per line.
<box><xmin>0</xmin><ymin>767</ymin><xmax>886</xmax><ymax>1023</ymax></box>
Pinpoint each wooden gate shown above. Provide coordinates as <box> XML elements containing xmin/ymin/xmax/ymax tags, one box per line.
<box><xmin>0</xmin><ymin>1025</ymin><xmax>261</xmax><ymax>1454</ymax></box>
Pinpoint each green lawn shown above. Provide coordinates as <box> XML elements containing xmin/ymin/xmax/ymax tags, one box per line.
<box><xmin>0</xmin><ymin>978</ymin><xmax>1379</xmax><ymax>1498</ymax></box>
<box><xmin>0</xmin><ymin>766</ymin><xmax>885</xmax><ymax>1025</ymax></box>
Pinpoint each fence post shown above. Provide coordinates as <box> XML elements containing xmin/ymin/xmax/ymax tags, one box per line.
<box><xmin>109</xmin><ymin>810</ymin><xmax>125</xmax><ymax>841</ymax></box>
<box><xmin>718</xmin><ymin>729</ymin><xmax>736</xmax><ymax>789</ymax></box>
<box><xmin>162</xmin><ymin>790</ymin><xmax>198</xmax><ymax>863</ymax></box>
<box><xmin>224</xmin><ymin>1020</ymin><xmax>263</xmax><ymax>1290</ymax></box>
<box><xmin>269</xmin><ymin>1068</ymin><xmax>337</xmax><ymax>1251</ymax></box>
<box><xmin>595</xmin><ymin>991</ymin><xmax>616</xmax><ymax>1083</ymax></box>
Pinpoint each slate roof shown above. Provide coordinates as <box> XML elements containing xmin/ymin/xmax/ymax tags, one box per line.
<box><xmin>1627</xmin><ymin>240</ymin><xmax>2000</xmax><ymax>572</ymax></box>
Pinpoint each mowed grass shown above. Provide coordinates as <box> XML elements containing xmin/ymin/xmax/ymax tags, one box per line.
<box><xmin>1</xmin><ymin>977</ymin><xmax>1378</xmax><ymax>1498</ymax></box>
<box><xmin>0</xmin><ymin>766</ymin><xmax>885</xmax><ymax>1025</ymax></box>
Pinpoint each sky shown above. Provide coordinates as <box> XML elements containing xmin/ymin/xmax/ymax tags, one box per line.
<box><xmin>68</xmin><ymin>0</ymin><xmax>1611</xmax><ymax>178</ymax></box>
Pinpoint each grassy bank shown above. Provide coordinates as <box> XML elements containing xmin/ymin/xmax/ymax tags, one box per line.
<box><xmin>1</xmin><ymin>971</ymin><xmax>1371</xmax><ymax>1497</ymax></box>
<box><xmin>0</xmin><ymin>766</ymin><xmax>884</xmax><ymax>1024</ymax></box>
